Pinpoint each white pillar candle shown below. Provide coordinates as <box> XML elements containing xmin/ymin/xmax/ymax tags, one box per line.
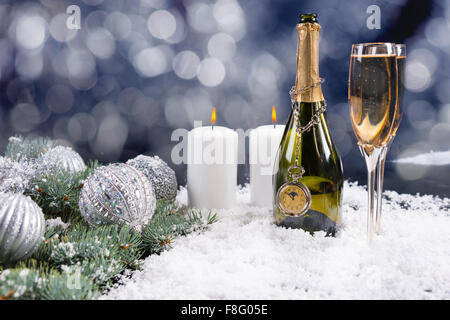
<box><xmin>249</xmin><ymin>124</ymin><xmax>285</xmax><ymax>207</ymax></box>
<box><xmin>187</xmin><ymin>125</ymin><xmax>238</xmax><ymax>209</ymax></box>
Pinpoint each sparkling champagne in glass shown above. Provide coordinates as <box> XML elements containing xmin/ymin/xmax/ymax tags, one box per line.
<box><xmin>375</xmin><ymin>44</ymin><xmax>406</xmax><ymax>234</ymax></box>
<box><xmin>348</xmin><ymin>43</ymin><xmax>398</xmax><ymax>242</ymax></box>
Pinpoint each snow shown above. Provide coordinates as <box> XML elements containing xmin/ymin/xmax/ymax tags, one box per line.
<box><xmin>102</xmin><ymin>182</ymin><xmax>450</xmax><ymax>300</ymax></box>
<box><xmin>0</xmin><ymin>156</ymin><xmax>37</xmax><ymax>193</ymax></box>
<box><xmin>394</xmin><ymin>150</ymin><xmax>450</xmax><ymax>166</ymax></box>
<box><xmin>46</xmin><ymin>217</ymin><xmax>70</xmax><ymax>230</ymax></box>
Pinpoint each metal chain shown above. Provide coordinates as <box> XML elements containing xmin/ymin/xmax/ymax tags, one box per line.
<box><xmin>288</xmin><ymin>78</ymin><xmax>327</xmax><ymax>182</ymax></box>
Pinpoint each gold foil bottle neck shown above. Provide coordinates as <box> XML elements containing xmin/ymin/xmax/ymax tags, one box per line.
<box><xmin>294</xmin><ymin>22</ymin><xmax>324</xmax><ymax>103</ymax></box>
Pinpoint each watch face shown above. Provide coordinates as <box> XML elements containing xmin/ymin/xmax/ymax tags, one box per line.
<box><xmin>278</xmin><ymin>183</ymin><xmax>310</xmax><ymax>216</ymax></box>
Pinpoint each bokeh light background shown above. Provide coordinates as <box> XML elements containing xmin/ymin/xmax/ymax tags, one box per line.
<box><xmin>0</xmin><ymin>0</ymin><xmax>449</xmax><ymax>196</ymax></box>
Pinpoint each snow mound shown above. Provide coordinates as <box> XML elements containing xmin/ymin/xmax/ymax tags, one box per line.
<box><xmin>394</xmin><ymin>150</ymin><xmax>450</xmax><ymax>166</ymax></box>
<box><xmin>102</xmin><ymin>182</ymin><xmax>450</xmax><ymax>300</ymax></box>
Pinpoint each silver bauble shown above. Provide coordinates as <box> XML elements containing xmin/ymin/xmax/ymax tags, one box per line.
<box><xmin>79</xmin><ymin>163</ymin><xmax>156</xmax><ymax>231</ymax></box>
<box><xmin>39</xmin><ymin>146</ymin><xmax>86</xmax><ymax>173</ymax></box>
<box><xmin>126</xmin><ymin>155</ymin><xmax>177</xmax><ymax>201</ymax></box>
<box><xmin>0</xmin><ymin>193</ymin><xmax>45</xmax><ymax>265</ymax></box>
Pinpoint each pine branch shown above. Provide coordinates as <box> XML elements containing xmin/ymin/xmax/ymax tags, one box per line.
<box><xmin>141</xmin><ymin>202</ymin><xmax>218</xmax><ymax>254</ymax></box>
<box><xmin>1</xmin><ymin>203</ymin><xmax>218</xmax><ymax>299</ymax></box>
<box><xmin>66</xmin><ymin>224</ymin><xmax>144</xmax><ymax>270</ymax></box>
<box><xmin>5</xmin><ymin>136</ymin><xmax>54</xmax><ymax>161</ymax></box>
<box><xmin>25</xmin><ymin>160</ymin><xmax>100</xmax><ymax>224</ymax></box>
<box><xmin>0</xmin><ymin>267</ymin><xmax>98</xmax><ymax>300</ymax></box>
<box><xmin>40</xmin><ymin>223</ymin><xmax>144</xmax><ymax>287</ymax></box>
<box><xmin>39</xmin><ymin>272</ymin><xmax>99</xmax><ymax>300</ymax></box>
<box><xmin>1</xmin><ymin>135</ymin><xmax>219</xmax><ymax>299</ymax></box>
<box><xmin>0</xmin><ymin>268</ymin><xmax>43</xmax><ymax>300</ymax></box>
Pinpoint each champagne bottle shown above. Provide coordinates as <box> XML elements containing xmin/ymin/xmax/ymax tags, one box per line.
<box><xmin>272</xmin><ymin>13</ymin><xmax>343</xmax><ymax>235</ymax></box>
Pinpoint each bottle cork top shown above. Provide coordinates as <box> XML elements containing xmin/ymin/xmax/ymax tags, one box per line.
<box><xmin>299</xmin><ymin>13</ymin><xmax>318</xmax><ymax>23</ymax></box>
<box><xmin>294</xmin><ymin>14</ymin><xmax>323</xmax><ymax>103</ymax></box>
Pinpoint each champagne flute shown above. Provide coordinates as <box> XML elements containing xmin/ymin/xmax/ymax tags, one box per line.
<box><xmin>348</xmin><ymin>43</ymin><xmax>398</xmax><ymax>243</ymax></box>
<box><xmin>375</xmin><ymin>44</ymin><xmax>406</xmax><ymax>234</ymax></box>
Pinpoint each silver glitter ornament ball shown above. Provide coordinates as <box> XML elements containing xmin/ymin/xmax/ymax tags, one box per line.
<box><xmin>0</xmin><ymin>193</ymin><xmax>45</xmax><ymax>265</ymax></box>
<box><xmin>39</xmin><ymin>146</ymin><xmax>86</xmax><ymax>173</ymax></box>
<box><xmin>79</xmin><ymin>163</ymin><xmax>156</xmax><ymax>231</ymax></box>
<box><xmin>127</xmin><ymin>155</ymin><xmax>177</xmax><ymax>201</ymax></box>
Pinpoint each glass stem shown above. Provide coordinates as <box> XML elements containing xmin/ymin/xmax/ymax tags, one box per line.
<box><xmin>360</xmin><ymin>146</ymin><xmax>382</xmax><ymax>244</ymax></box>
<box><xmin>375</xmin><ymin>144</ymin><xmax>389</xmax><ymax>234</ymax></box>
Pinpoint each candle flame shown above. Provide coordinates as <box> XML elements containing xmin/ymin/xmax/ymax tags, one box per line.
<box><xmin>272</xmin><ymin>105</ymin><xmax>277</xmax><ymax>124</ymax></box>
<box><xmin>211</xmin><ymin>107</ymin><xmax>216</xmax><ymax>126</ymax></box>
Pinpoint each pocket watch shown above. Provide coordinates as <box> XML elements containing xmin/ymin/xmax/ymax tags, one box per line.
<box><xmin>276</xmin><ymin>166</ymin><xmax>311</xmax><ymax>217</ymax></box>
